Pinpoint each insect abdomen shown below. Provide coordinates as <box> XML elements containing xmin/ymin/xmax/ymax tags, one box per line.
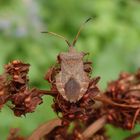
<box><xmin>64</xmin><ymin>77</ymin><xmax>80</xmax><ymax>102</ymax></box>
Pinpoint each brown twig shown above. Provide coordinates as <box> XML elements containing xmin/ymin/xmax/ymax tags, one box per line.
<box><xmin>37</xmin><ymin>89</ymin><xmax>57</xmax><ymax>96</ymax></box>
<box><xmin>82</xmin><ymin>115</ymin><xmax>107</xmax><ymax>139</ymax></box>
<box><xmin>132</xmin><ymin>108</ymin><xmax>140</xmax><ymax>128</ymax></box>
<box><xmin>94</xmin><ymin>95</ymin><xmax>140</xmax><ymax>109</ymax></box>
<box><xmin>27</xmin><ymin>118</ymin><xmax>62</xmax><ymax>140</ymax></box>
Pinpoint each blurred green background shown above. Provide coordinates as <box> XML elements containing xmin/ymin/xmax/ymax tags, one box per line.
<box><xmin>0</xmin><ymin>0</ymin><xmax>140</xmax><ymax>139</ymax></box>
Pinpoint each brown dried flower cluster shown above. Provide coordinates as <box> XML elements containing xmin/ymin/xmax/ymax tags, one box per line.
<box><xmin>1</xmin><ymin>60</ymin><xmax>140</xmax><ymax>140</ymax></box>
<box><xmin>0</xmin><ymin>60</ymin><xmax>43</xmax><ymax>116</ymax></box>
<box><xmin>104</xmin><ymin>69</ymin><xmax>140</xmax><ymax>129</ymax></box>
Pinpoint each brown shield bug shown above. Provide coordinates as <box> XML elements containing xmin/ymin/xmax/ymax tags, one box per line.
<box><xmin>42</xmin><ymin>18</ymin><xmax>92</xmax><ymax>103</ymax></box>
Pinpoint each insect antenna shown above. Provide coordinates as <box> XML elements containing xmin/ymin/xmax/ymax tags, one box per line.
<box><xmin>72</xmin><ymin>17</ymin><xmax>92</xmax><ymax>47</ymax></box>
<box><xmin>41</xmin><ymin>31</ymin><xmax>71</xmax><ymax>47</ymax></box>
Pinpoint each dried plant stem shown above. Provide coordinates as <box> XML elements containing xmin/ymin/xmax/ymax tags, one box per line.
<box><xmin>38</xmin><ymin>89</ymin><xmax>57</xmax><ymax>96</ymax></box>
<box><xmin>27</xmin><ymin>118</ymin><xmax>62</xmax><ymax>140</ymax></box>
<box><xmin>82</xmin><ymin>115</ymin><xmax>107</xmax><ymax>139</ymax></box>
<box><xmin>94</xmin><ymin>95</ymin><xmax>140</xmax><ymax>108</ymax></box>
<box><xmin>132</xmin><ymin>108</ymin><xmax>140</xmax><ymax>128</ymax></box>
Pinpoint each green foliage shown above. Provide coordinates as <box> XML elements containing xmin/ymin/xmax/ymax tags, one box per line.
<box><xmin>0</xmin><ymin>0</ymin><xmax>140</xmax><ymax>139</ymax></box>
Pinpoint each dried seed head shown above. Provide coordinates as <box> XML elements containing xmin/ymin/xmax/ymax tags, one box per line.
<box><xmin>13</xmin><ymin>75</ymin><xmax>19</xmax><ymax>80</ymax></box>
<box><xmin>125</xmin><ymin>121</ymin><xmax>132</xmax><ymax>130</ymax></box>
<box><xmin>12</xmin><ymin>60</ymin><xmax>21</xmax><ymax>65</ymax></box>
<box><xmin>0</xmin><ymin>91</ymin><xmax>4</xmax><ymax>96</ymax></box>
<box><xmin>14</xmin><ymin>67</ymin><xmax>20</xmax><ymax>71</ymax></box>
<box><xmin>68</xmin><ymin>114</ymin><xmax>75</xmax><ymax>119</ymax></box>
<box><xmin>107</xmin><ymin>115</ymin><xmax>113</xmax><ymax>122</ymax></box>
<box><xmin>25</xmin><ymin>97</ymin><xmax>31</xmax><ymax>103</ymax></box>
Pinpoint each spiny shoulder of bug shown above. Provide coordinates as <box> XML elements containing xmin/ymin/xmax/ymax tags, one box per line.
<box><xmin>58</xmin><ymin>41</ymin><xmax>89</xmax><ymax>60</ymax></box>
